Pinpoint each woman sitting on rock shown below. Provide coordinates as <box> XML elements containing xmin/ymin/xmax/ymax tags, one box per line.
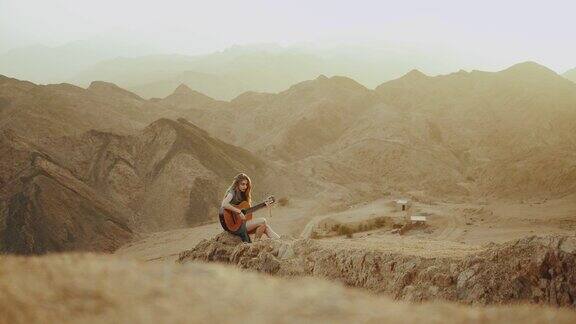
<box><xmin>220</xmin><ymin>173</ymin><xmax>280</xmax><ymax>242</ymax></box>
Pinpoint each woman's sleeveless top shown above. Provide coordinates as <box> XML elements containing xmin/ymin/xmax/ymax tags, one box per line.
<box><xmin>228</xmin><ymin>188</ymin><xmax>247</xmax><ymax>205</ymax></box>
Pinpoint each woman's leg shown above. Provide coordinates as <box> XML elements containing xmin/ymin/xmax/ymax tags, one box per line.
<box><xmin>255</xmin><ymin>225</ymin><xmax>266</xmax><ymax>239</ymax></box>
<box><xmin>245</xmin><ymin>218</ymin><xmax>265</xmax><ymax>232</ymax></box>
<box><xmin>246</xmin><ymin>218</ymin><xmax>280</xmax><ymax>239</ymax></box>
<box><xmin>232</xmin><ymin>222</ymin><xmax>251</xmax><ymax>243</ymax></box>
<box><xmin>245</xmin><ymin>218</ymin><xmax>265</xmax><ymax>240</ymax></box>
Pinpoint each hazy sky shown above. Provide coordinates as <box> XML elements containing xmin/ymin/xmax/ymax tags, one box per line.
<box><xmin>1</xmin><ymin>0</ymin><xmax>575</xmax><ymax>72</ymax></box>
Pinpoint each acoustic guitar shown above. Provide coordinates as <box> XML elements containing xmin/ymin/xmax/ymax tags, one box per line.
<box><xmin>219</xmin><ymin>196</ymin><xmax>275</xmax><ymax>232</ymax></box>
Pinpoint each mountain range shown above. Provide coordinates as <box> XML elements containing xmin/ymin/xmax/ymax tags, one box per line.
<box><xmin>1</xmin><ymin>60</ymin><xmax>575</xmax><ymax>254</ymax></box>
<box><xmin>1</xmin><ymin>42</ymin><xmax>471</xmax><ymax>100</ymax></box>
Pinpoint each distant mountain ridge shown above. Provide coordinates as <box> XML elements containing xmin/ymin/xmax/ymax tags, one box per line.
<box><xmin>63</xmin><ymin>43</ymin><xmax>472</xmax><ymax>100</ymax></box>
<box><xmin>0</xmin><ymin>39</ymin><xmax>156</xmax><ymax>84</ymax></box>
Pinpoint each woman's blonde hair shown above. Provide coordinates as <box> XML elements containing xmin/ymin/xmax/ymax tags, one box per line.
<box><xmin>227</xmin><ymin>173</ymin><xmax>252</xmax><ymax>204</ymax></box>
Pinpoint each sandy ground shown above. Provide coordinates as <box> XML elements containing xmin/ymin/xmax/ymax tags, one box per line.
<box><xmin>116</xmin><ymin>194</ymin><xmax>576</xmax><ymax>264</ymax></box>
<box><xmin>115</xmin><ymin>198</ymin><xmax>319</xmax><ymax>262</ymax></box>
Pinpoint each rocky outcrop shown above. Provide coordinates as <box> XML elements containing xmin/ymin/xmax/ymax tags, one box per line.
<box><xmin>178</xmin><ymin>233</ymin><xmax>576</xmax><ymax>307</ymax></box>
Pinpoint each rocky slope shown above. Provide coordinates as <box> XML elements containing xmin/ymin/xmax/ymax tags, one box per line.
<box><xmin>0</xmin><ymin>74</ymin><xmax>287</xmax><ymax>253</ymax></box>
<box><xmin>5</xmin><ymin>61</ymin><xmax>576</xmax><ymax>202</ymax></box>
<box><xmin>35</xmin><ymin>118</ymin><xmax>268</xmax><ymax>232</ymax></box>
<box><xmin>179</xmin><ymin>233</ymin><xmax>576</xmax><ymax>307</ymax></box>
<box><xmin>158</xmin><ymin>75</ymin><xmax>377</xmax><ymax>161</ymax></box>
<box><xmin>152</xmin><ymin>62</ymin><xmax>576</xmax><ymax>200</ymax></box>
<box><xmin>0</xmin><ymin>131</ymin><xmax>134</xmax><ymax>254</ymax></box>
<box><xmin>0</xmin><ymin>113</ymin><xmax>271</xmax><ymax>253</ymax></box>
<box><xmin>0</xmin><ymin>75</ymin><xmax>163</xmax><ymax>141</ymax></box>
<box><xmin>371</xmin><ymin>62</ymin><xmax>576</xmax><ymax>198</ymax></box>
<box><xmin>2</xmin><ymin>61</ymin><xmax>576</xmax><ymax>253</ymax></box>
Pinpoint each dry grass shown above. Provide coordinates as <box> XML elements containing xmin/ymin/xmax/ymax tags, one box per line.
<box><xmin>330</xmin><ymin>216</ymin><xmax>389</xmax><ymax>238</ymax></box>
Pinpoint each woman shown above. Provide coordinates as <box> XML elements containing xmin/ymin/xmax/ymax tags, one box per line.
<box><xmin>220</xmin><ymin>173</ymin><xmax>280</xmax><ymax>242</ymax></box>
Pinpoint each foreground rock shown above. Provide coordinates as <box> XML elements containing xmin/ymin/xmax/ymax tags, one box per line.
<box><xmin>1</xmin><ymin>253</ymin><xmax>575</xmax><ymax>324</ymax></box>
<box><xmin>178</xmin><ymin>233</ymin><xmax>576</xmax><ymax>307</ymax></box>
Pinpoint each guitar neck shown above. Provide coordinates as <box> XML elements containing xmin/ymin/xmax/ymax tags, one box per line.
<box><xmin>244</xmin><ymin>202</ymin><xmax>267</xmax><ymax>214</ymax></box>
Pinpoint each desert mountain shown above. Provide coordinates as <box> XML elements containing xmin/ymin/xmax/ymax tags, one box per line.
<box><xmin>1</xmin><ymin>114</ymin><xmax>270</xmax><ymax>253</ymax></box>
<box><xmin>2</xmin><ymin>61</ymin><xmax>576</xmax><ymax>254</ymax></box>
<box><xmin>35</xmin><ymin>118</ymin><xmax>268</xmax><ymax>233</ymax></box>
<box><xmin>162</xmin><ymin>75</ymin><xmax>377</xmax><ymax>162</ymax></box>
<box><xmin>0</xmin><ymin>75</ymin><xmax>164</xmax><ymax>141</ymax></box>
<box><xmin>0</xmin><ymin>74</ymin><xmax>273</xmax><ymax>251</ymax></box>
<box><xmin>0</xmin><ymin>130</ymin><xmax>134</xmax><ymax>254</ymax></box>
<box><xmin>248</xmin><ymin>62</ymin><xmax>576</xmax><ymax>200</ymax></box>
<box><xmin>130</xmin><ymin>70</ymin><xmax>248</xmax><ymax>100</ymax></box>
<box><xmin>0</xmin><ymin>38</ymin><xmax>157</xmax><ymax>84</ymax></box>
<box><xmin>87</xmin><ymin>80</ymin><xmax>145</xmax><ymax>101</ymax></box>
<box><xmin>67</xmin><ymin>43</ymin><xmax>462</xmax><ymax>100</ymax></box>
<box><xmin>367</xmin><ymin>61</ymin><xmax>576</xmax><ymax>198</ymax></box>
<box><xmin>69</xmin><ymin>49</ymin><xmax>328</xmax><ymax>99</ymax></box>
<box><xmin>159</xmin><ymin>84</ymin><xmax>226</xmax><ymax>111</ymax></box>
<box><xmin>163</xmin><ymin>62</ymin><xmax>576</xmax><ymax>200</ymax></box>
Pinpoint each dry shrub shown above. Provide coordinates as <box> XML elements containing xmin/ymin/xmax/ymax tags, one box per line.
<box><xmin>330</xmin><ymin>216</ymin><xmax>389</xmax><ymax>238</ymax></box>
<box><xmin>307</xmin><ymin>218</ymin><xmax>379</xmax><ymax>239</ymax></box>
<box><xmin>336</xmin><ymin>225</ymin><xmax>353</xmax><ymax>238</ymax></box>
<box><xmin>310</xmin><ymin>230</ymin><xmax>319</xmax><ymax>239</ymax></box>
<box><xmin>374</xmin><ymin>216</ymin><xmax>387</xmax><ymax>228</ymax></box>
<box><xmin>278</xmin><ymin>197</ymin><xmax>289</xmax><ymax>207</ymax></box>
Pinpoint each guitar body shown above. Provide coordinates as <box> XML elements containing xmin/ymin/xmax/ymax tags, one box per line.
<box><xmin>219</xmin><ymin>200</ymin><xmax>253</xmax><ymax>232</ymax></box>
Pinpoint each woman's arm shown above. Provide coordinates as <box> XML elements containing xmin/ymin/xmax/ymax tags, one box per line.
<box><xmin>221</xmin><ymin>192</ymin><xmax>244</xmax><ymax>215</ymax></box>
